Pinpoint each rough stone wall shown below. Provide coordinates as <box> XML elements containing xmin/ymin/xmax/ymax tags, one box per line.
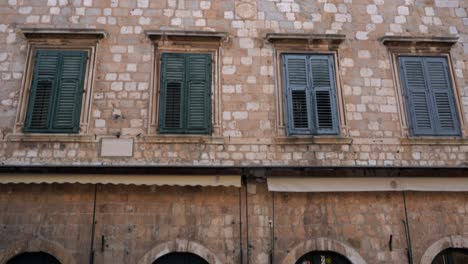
<box><xmin>0</xmin><ymin>183</ymin><xmax>94</xmax><ymax>263</ymax></box>
<box><xmin>1</xmin><ymin>184</ymin><xmax>467</xmax><ymax>264</ymax></box>
<box><xmin>0</xmin><ymin>0</ymin><xmax>467</xmax><ymax>166</ymax></box>
<box><xmin>0</xmin><ymin>184</ymin><xmax>241</xmax><ymax>264</ymax></box>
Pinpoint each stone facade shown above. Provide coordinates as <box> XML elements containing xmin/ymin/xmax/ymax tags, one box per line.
<box><xmin>0</xmin><ymin>0</ymin><xmax>468</xmax><ymax>263</ymax></box>
<box><xmin>0</xmin><ymin>0</ymin><xmax>467</xmax><ymax>166</ymax></box>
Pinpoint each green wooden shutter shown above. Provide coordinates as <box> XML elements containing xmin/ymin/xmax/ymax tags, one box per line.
<box><xmin>400</xmin><ymin>56</ymin><xmax>460</xmax><ymax>136</ymax></box>
<box><xmin>283</xmin><ymin>54</ymin><xmax>312</xmax><ymax>135</ymax></box>
<box><xmin>24</xmin><ymin>50</ymin><xmax>60</xmax><ymax>132</ymax></box>
<box><xmin>51</xmin><ymin>51</ymin><xmax>88</xmax><ymax>132</ymax></box>
<box><xmin>309</xmin><ymin>55</ymin><xmax>339</xmax><ymax>135</ymax></box>
<box><xmin>25</xmin><ymin>50</ymin><xmax>87</xmax><ymax>133</ymax></box>
<box><xmin>186</xmin><ymin>54</ymin><xmax>211</xmax><ymax>134</ymax></box>
<box><xmin>159</xmin><ymin>53</ymin><xmax>185</xmax><ymax>133</ymax></box>
<box><xmin>424</xmin><ymin>57</ymin><xmax>460</xmax><ymax>136</ymax></box>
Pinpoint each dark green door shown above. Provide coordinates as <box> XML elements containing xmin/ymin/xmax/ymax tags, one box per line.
<box><xmin>7</xmin><ymin>252</ymin><xmax>61</xmax><ymax>264</ymax></box>
<box><xmin>153</xmin><ymin>252</ymin><xmax>209</xmax><ymax>264</ymax></box>
<box><xmin>296</xmin><ymin>251</ymin><xmax>352</xmax><ymax>264</ymax></box>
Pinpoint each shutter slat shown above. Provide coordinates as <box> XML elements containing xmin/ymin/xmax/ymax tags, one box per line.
<box><xmin>29</xmin><ymin>79</ymin><xmax>54</xmax><ymax>129</ymax></box>
<box><xmin>310</xmin><ymin>55</ymin><xmax>339</xmax><ymax>134</ymax></box>
<box><xmin>52</xmin><ymin>51</ymin><xmax>87</xmax><ymax>132</ymax></box>
<box><xmin>291</xmin><ymin>90</ymin><xmax>308</xmax><ymax>128</ymax></box>
<box><xmin>186</xmin><ymin>54</ymin><xmax>211</xmax><ymax>133</ymax></box>
<box><xmin>164</xmin><ymin>82</ymin><xmax>183</xmax><ymax>129</ymax></box>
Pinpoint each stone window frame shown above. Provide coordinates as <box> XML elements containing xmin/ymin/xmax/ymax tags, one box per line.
<box><xmin>145</xmin><ymin>30</ymin><xmax>228</xmax><ymax>144</ymax></box>
<box><xmin>9</xmin><ymin>28</ymin><xmax>106</xmax><ymax>143</ymax></box>
<box><xmin>382</xmin><ymin>36</ymin><xmax>467</xmax><ymax>144</ymax></box>
<box><xmin>266</xmin><ymin>33</ymin><xmax>352</xmax><ymax>145</ymax></box>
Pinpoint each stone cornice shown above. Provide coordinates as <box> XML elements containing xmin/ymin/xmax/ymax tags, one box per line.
<box><xmin>145</xmin><ymin>30</ymin><xmax>229</xmax><ymax>43</ymax></box>
<box><xmin>380</xmin><ymin>35</ymin><xmax>458</xmax><ymax>48</ymax></box>
<box><xmin>265</xmin><ymin>33</ymin><xmax>346</xmax><ymax>46</ymax></box>
<box><xmin>20</xmin><ymin>27</ymin><xmax>107</xmax><ymax>40</ymax></box>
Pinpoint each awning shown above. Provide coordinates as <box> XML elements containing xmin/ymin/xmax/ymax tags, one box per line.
<box><xmin>267</xmin><ymin>177</ymin><xmax>468</xmax><ymax>192</ymax></box>
<box><xmin>0</xmin><ymin>174</ymin><xmax>241</xmax><ymax>187</ymax></box>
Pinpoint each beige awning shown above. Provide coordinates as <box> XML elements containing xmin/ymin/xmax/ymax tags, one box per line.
<box><xmin>0</xmin><ymin>174</ymin><xmax>241</xmax><ymax>187</ymax></box>
<box><xmin>267</xmin><ymin>177</ymin><xmax>468</xmax><ymax>192</ymax></box>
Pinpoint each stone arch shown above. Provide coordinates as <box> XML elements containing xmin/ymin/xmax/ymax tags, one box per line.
<box><xmin>138</xmin><ymin>239</ymin><xmax>228</xmax><ymax>264</ymax></box>
<box><xmin>420</xmin><ymin>235</ymin><xmax>468</xmax><ymax>264</ymax></box>
<box><xmin>281</xmin><ymin>238</ymin><xmax>367</xmax><ymax>264</ymax></box>
<box><xmin>0</xmin><ymin>238</ymin><xmax>76</xmax><ymax>264</ymax></box>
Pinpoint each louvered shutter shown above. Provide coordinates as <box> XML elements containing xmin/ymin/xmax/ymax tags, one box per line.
<box><xmin>283</xmin><ymin>54</ymin><xmax>312</xmax><ymax>135</ymax></box>
<box><xmin>159</xmin><ymin>53</ymin><xmax>185</xmax><ymax>133</ymax></box>
<box><xmin>186</xmin><ymin>54</ymin><xmax>211</xmax><ymax>134</ymax></box>
<box><xmin>400</xmin><ymin>57</ymin><xmax>435</xmax><ymax>135</ymax></box>
<box><xmin>25</xmin><ymin>50</ymin><xmax>87</xmax><ymax>133</ymax></box>
<box><xmin>24</xmin><ymin>50</ymin><xmax>59</xmax><ymax>132</ymax></box>
<box><xmin>424</xmin><ymin>57</ymin><xmax>460</xmax><ymax>136</ymax></box>
<box><xmin>309</xmin><ymin>55</ymin><xmax>339</xmax><ymax>135</ymax></box>
<box><xmin>400</xmin><ymin>56</ymin><xmax>460</xmax><ymax>136</ymax></box>
<box><xmin>51</xmin><ymin>51</ymin><xmax>87</xmax><ymax>132</ymax></box>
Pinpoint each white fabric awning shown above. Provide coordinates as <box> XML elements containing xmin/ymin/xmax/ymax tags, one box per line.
<box><xmin>0</xmin><ymin>174</ymin><xmax>241</xmax><ymax>187</ymax></box>
<box><xmin>267</xmin><ymin>177</ymin><xmax>468</xmax><ymax>192</ymax></box>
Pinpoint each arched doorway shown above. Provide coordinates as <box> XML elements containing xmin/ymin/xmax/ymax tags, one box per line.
<box><xmin>432</xmin><ymin>248</ymin><xmax>468</xmax><ymax>264</ymax></box>
<box><xmin>153</xmin><ymin>252</ymin><xmax>208</xmax><ymax>264</ymax></box>
<box><xmin>296</xmin><ymin>251</ymin><xmax>352</xmax><ymax>264</ymax></box>
<box><xmin>7</xmin><ymin>252</ymin><xmax>61</xmax><ymax>264</ymax></box>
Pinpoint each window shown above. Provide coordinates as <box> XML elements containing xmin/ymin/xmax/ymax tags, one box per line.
<box><xmin>432</xmin><ymin>248</ymin><xmax>468</xmax><ymax>264</ymax></box>
<box><xmin>158</xmin><ymin>53</ymin><xmax>212</xmax><ymax>135</ymax></box>
<box><xmin>24</xmin><ymin>50</ymin><xmax>88</xmax><ymax>133</ymax></box>
<box><xmin>399</xmin><ymin>56</ymin><xmax>461</xmax><ymax>136</ymax></box>
<box><xmin>13</xmin><ymin>28</ymin><xmax>105</xmax><ymax>138</ymax></box>
<box><xmin>153</xmin><ymin>252</ymin><xmax>208</xmax><ymax>264</ymax></box>
<box><xmin>296</xmin><ymin>251</ymin><xmax>351</xmax><ymax>264</ymax></box>
<box><xmin>282</xmin><ymin>54</ymin><xmax>339</xmax><ymax>135</ymax></box>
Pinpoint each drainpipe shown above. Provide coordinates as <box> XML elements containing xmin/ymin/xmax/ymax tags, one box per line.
<box><xmin>89</xmin><ymin>184</ymin><xmax>98</xmax><ymax>264</ymax></box>
<box><xmin>402</xmin><ymin>191</ymin><xmax>413</xmax><ymax>264</ymax></box>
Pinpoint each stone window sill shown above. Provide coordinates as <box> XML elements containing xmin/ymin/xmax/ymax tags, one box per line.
<box><xmin>275</xmin><ymin>136</ymin><xmax>353</xmax><ymax>145</ymax></box>
<box><xmin>400</xmin><ymin>137</ymin><xmax>468</xmax><ymax>146</ymax></box>
<box><xmin>5</xmin><ymin>133</ymin><xmax>95</xmax><ymax>143</ymax></box>
<box><xmin>143</xmin><ymin>135</ymin><xmax>225</xmax><ymax>144</ymax></box>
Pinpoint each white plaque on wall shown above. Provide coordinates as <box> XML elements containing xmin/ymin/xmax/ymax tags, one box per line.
<box><xmin>100</xmin><ymin>138</ymin><xmax>134</xmax><ymax>157</ymax></box>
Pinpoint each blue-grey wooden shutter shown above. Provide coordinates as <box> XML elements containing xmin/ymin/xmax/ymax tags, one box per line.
<box><xmin>186</xmin><ymin>53</ymin><xmax>211</xmax><ymax>134</ymax></box>
<box><xmin>400</xmin><ymin>56</ymin><xmax>460</xmax><ymax>136</ymax></box>
<box><xmin>24</xmin><ymin>50</ymin><xmax>87</xmax><ymax>133</ymax></box>
<box><xmin>24</xmin><ymin>50</ymin><xmax>59</xmax><ymax>132</ymax></box>
<box><xmin>283</xmin><ymin>54</ymin><xmax>312</xmax><ymax>135</ymax></box>
<box><xmin>424</xmin><ymin>57</ymin><xmax>460</xmax><ymax>136</ymax></box>
<box><xmin>159</xmin><ymin>53</ymin><xmax>185</xmax><ymax>133</ymax></box>
<box><xmin>52</xmin><ymin>51</ymin><xmax>87</xmax><ymax>132</ymax></box>
<box><xmin>309</xmin><ymin>55</ymin><xmax>339</xmax><ymax>135</ymax></box>
<box><xmin>400</xmin><ymin>57</ymin><xmax>435</xmax><ymax>135</ymax></box>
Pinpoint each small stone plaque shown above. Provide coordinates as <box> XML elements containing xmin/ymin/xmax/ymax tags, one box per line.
<box><xmin>100</xmin><ymin>138</ymin><xmax>134</xmax><ymax>157</ymax></box>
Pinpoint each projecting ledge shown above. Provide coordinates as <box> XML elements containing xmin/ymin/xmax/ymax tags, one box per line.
<box><xmin>265</xmin><ymin>33</ymin><xmax>346</xmax><ymax>46</ymax></box>
<box><xmin>145</xmin><ymin>30</ymin><xmax>229</xmax><ymax>43</ymax></box>
<box><xmin>20</xmin><ymin>28</ymin><xmax>108</xmax><ymax>39</ymax></box>
<box><xmin>380</xmin><ymin>35</ymin><xmax>459</xmax><ymax>47</ymax></box>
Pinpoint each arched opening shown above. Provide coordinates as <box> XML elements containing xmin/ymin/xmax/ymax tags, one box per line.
<box><xmin>432</xmin><ymin>248</ymin><xmax>468</xmax><ymax>264</ymax></box>
<box><xmin>296</xmin><ymin>251</ymin><xmax>352</xmax><ymax>264</ymax></box>
<box><xmin>153</xmin><ymin>252</ymin><xmax>209</xmax><ymax>264</ymax></box>
<box><xmin>6</xmin><ymin>252</ymin><xmax>61</xmax><ymax>264</ymax></box>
